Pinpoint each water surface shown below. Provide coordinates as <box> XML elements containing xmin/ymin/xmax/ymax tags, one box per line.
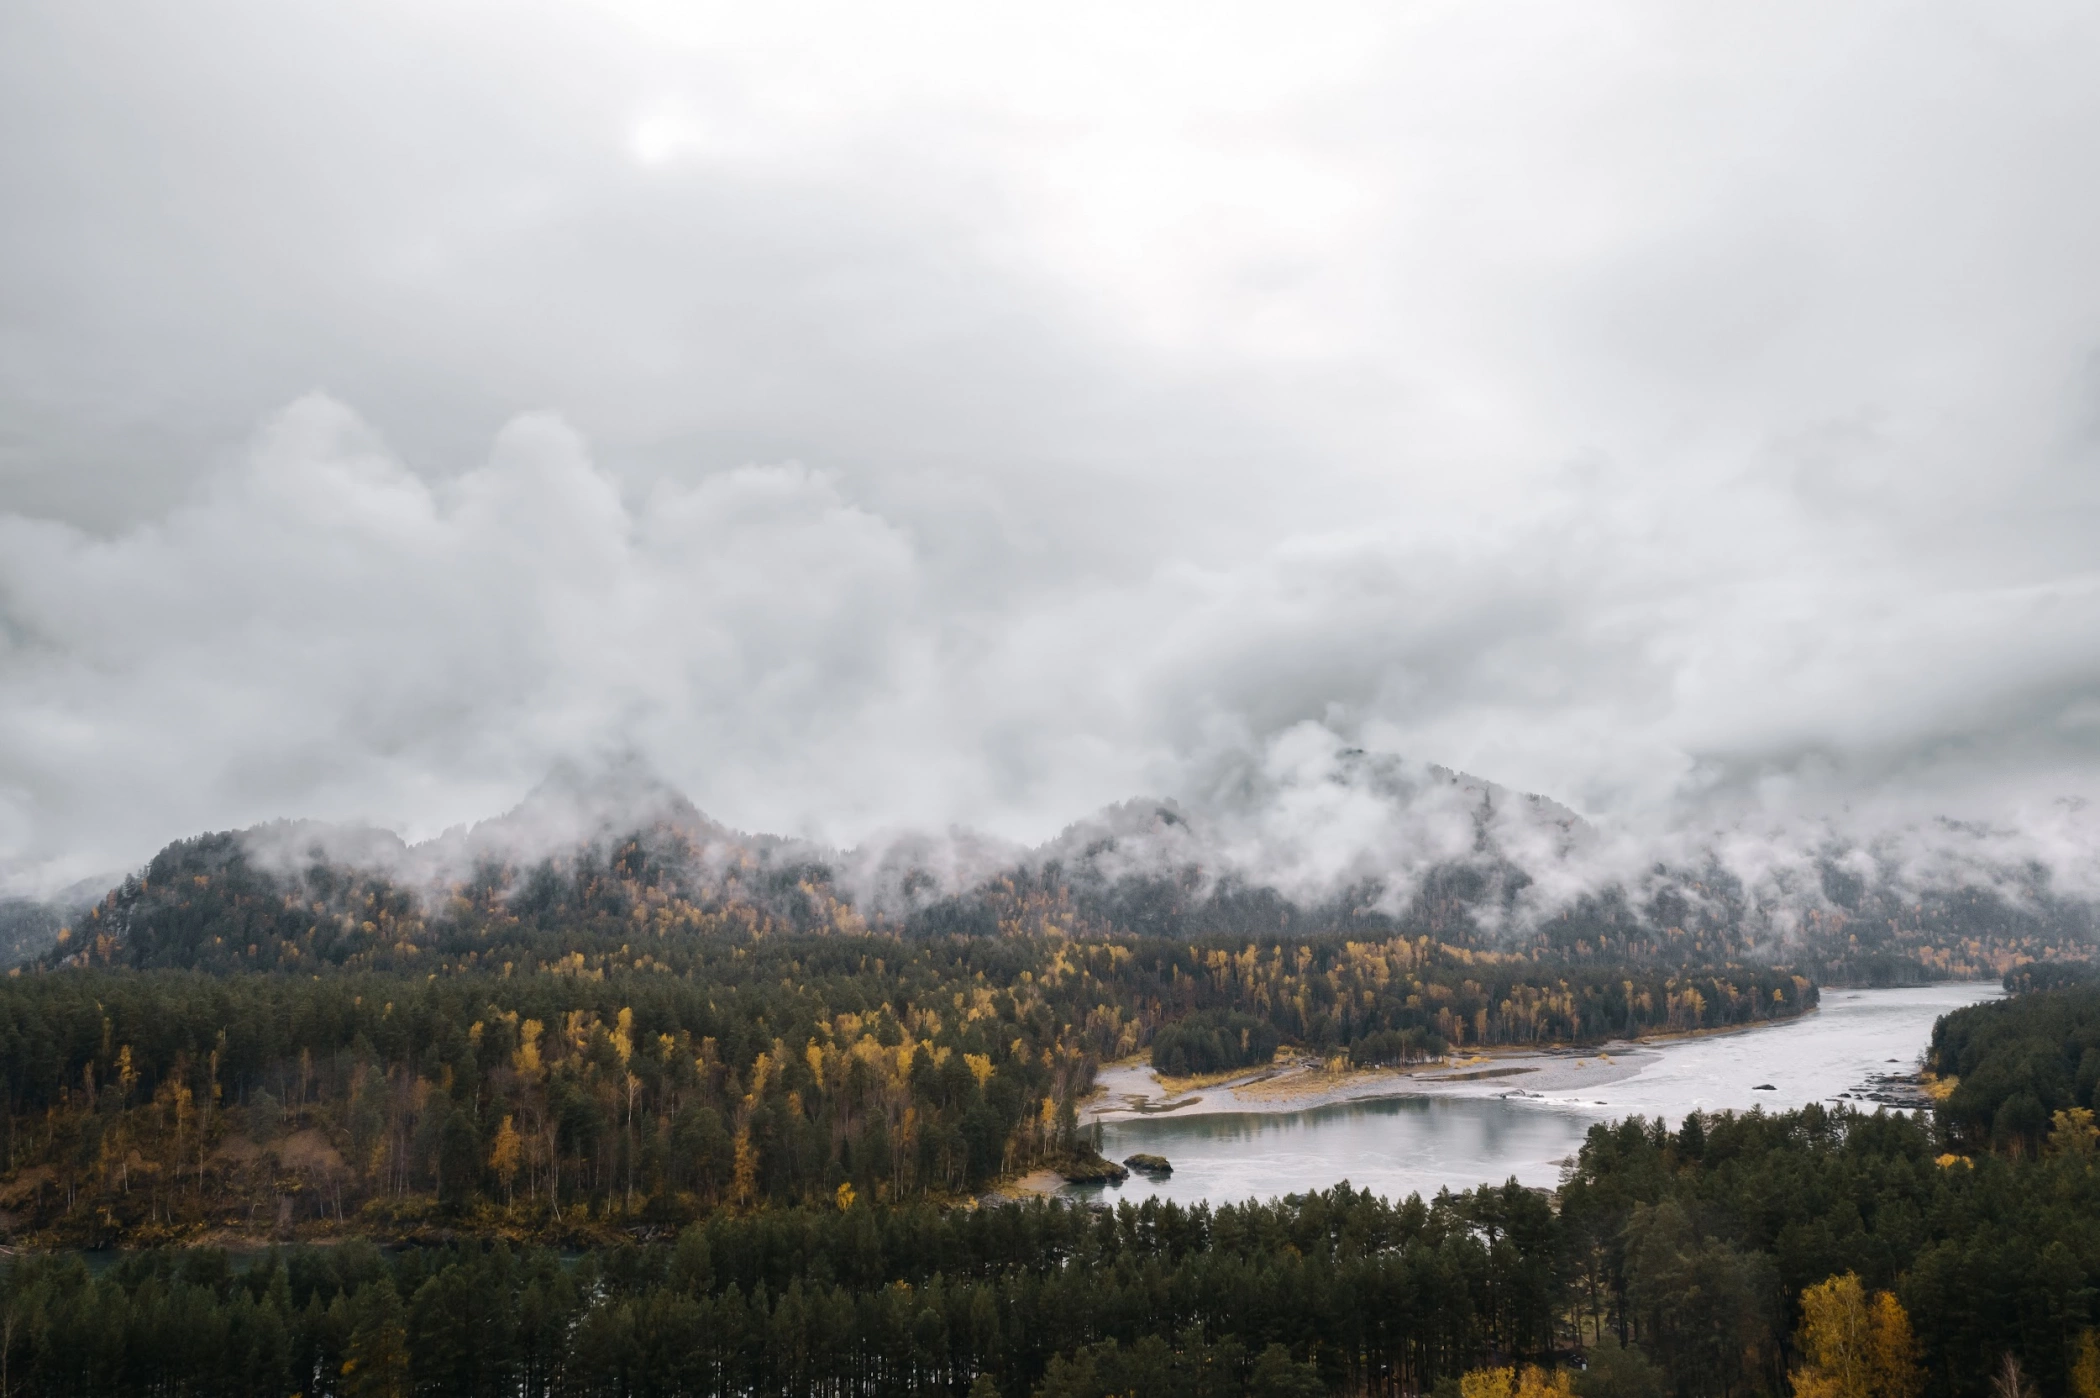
<box><xmin>1074</xmin><ymin>982</ymin><xmax>1999</xmax><ymax>1207</ymax></box>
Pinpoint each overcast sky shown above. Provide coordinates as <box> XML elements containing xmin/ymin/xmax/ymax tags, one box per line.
<box><xmin>5</xmin><ymin>0</ymin><xmax>2100</xmax><ymax>893</ymax></box>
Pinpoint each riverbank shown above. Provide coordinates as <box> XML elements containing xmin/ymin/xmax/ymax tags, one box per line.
<box><xmin>1085</xmin><ymin>1042</ymin><xmax>1656</xmax><ymax>1122</ymax></box>
<box><xmin>1070</xmin><ymin>984</ymin><xmax>2001</xmax><ymax>1208</ymax></box>
<box><xmin>1083</xmin><ymin>1003</ymin><xmax>1850</xmax><ymax>1124</ymax></box>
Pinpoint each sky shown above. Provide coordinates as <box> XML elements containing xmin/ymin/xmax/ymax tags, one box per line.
<box><xmin>4</xmin><ymin>0</ymin><xmax>2100</xmax><ymax>895</ymax></box>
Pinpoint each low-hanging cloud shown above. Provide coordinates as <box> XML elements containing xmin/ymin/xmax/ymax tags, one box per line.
<box><xmin>6</xmin><ymin>393</ymin><xmax>2100</xmax><ymax>906</ymax></box>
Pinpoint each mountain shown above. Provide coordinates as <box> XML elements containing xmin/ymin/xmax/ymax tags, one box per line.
<box><xmin>1</xmin><ymin>874</ymin><xmax>116</xmax><ymax>967</ymax></box>
<box><xmin>36</xmin><ymin>756</ymin><xmax>2100</xmax><ymax>984</ymax></box>
<box><xmin>0</xmin><ymin>898</ymin><xmax>65</xmax><ymax>968</ymax></box>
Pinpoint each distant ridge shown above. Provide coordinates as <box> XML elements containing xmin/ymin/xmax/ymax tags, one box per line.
<box><xmin>26</xmin><ymin>753</ymin><xmax>2098</xmax><ymax>985</ymax></box>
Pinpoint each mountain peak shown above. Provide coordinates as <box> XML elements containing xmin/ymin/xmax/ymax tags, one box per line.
<box><xmin>443</xmin><ymin>755</ymin><xmax>726</xmax><ymax>867</ymax></box>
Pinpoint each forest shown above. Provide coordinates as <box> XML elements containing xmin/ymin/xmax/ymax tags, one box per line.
<box><xmin>0</xmin><ymin>939</ymin><xmax>1807</xmax><ymax>1244</ymax></box>
<box><xmin>1149</xmin><ymin>1010</ymin><xmax>1285</xmax><ymax>1077</ymax></box>
<box><xmin>0</xmin><ymin>810</ymin><xmax>1817</xmax><ymax>1246</ymax></box>
<box><xmin>1927</xmin><ymin>976</ymin><xmax>2100</xmax><ymax>1151</ymax></box>
<box><xmin>6</xmin><ymin>1095</ymin><xmax>2100</xmax><ymax>1397</ymax></box>
<box><xmin>0</xmin><ymin>818</ymin><xmax>2092</xmax><ymax>1395</ymax></box>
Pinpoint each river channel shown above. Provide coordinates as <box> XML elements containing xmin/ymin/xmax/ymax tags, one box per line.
<box><xmin>1070</xmin><ymin>982</ymin><xmax>2001</xmax><ymax>1207</ymax></box>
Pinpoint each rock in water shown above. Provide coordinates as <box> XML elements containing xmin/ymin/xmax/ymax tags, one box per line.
<box><xmin>1124</xmin><ymin>1153</ymin><xmax>1173</xmax><ymax>1177</ymax></box>
<box><xmin>1058</xmin><ymin>1150</ymin><xmax>1130</xmax><ymax>1185</ymax></box>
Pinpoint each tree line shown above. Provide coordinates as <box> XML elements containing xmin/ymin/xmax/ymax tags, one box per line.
<box><xmin>8</xmin><ymin>1097</ymin><xmax>2100</xmax><ymax>1396</ymax></box>
<box><xmin>1928</xmin><ymin>977</ymin><xmax>2100</xmax><ymax>1153</ymax></box>
<box><xmin>0</xmin><ymin>936</ymin><xmax>1809</xmax><ymax>1245</ymax></box>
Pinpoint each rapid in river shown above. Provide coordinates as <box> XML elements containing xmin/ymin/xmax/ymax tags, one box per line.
<box><xmin>1071</xmin><ymin>981</ymin><xmax>2000</xmax><ymax>1207</ymax></box>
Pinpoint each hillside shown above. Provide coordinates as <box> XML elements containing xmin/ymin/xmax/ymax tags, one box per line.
<box><xmin>0</xmin><ymin>760</ymin><xmax>1833</xmax><ymax>1250</ymax></box>
<box><xmin>0</xmin><ymin>766</ymin><xmax>2092</xmax><ymax>1396</ymax></box>
<box><xmin>26</xmin><ymin>759</ymin><xmax>2094</xmax><ymax>985</ymax></box>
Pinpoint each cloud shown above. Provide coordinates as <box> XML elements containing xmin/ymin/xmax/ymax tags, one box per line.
<box><xmin>6</xmin><ymin>393</ymin><xmax>2100</xmax><ymax>907</ymax></box>
<box><xmin>0</xmin><ymin>396</ymin><xmax>930</xmax><ymax>886</ymax></box>
<box><xmin>5</xmin><ymin>1</ymin><xmax>2100</xmax><ymax>895</ymax></box>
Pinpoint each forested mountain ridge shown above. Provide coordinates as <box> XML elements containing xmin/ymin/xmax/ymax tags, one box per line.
<box><xmin>0</xmin><ymin>897</ymin><xmax>65</xmax><ymax>968</ymax></box>
<box><xmin>22</xmin><ymin>760</ymin><xmax>2095</xmax><ymax>983</ymax></box>
<box><xmin>0</xmin><ymin>874</ymin><xmax>107</xmax><ymax>969</ymax></box>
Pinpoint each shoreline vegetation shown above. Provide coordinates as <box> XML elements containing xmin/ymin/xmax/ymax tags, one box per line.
<box><xmin>0</xmin><ymin>982</ymin><xmax>1984</xmax><ymax>1248</ymax></box>
<box><xmin>0</xmin><ymin>846</ymin><xmax>1828</xmax><ymax>1253</ymax></box>
<box><xmin>5</xmin><ymin>1076</ymin><xmax>2098</xmax><ymax>1397</ymax></box>
<box><xmin>1082</xmin><ymin>1000</ymin><xmax>1841</xmax><ymax>1126</ymax></box>
<box><xmin>0</xmin><ymin>1003</ymin><xmax>1878</xmax><ymax>1229</ymax></box>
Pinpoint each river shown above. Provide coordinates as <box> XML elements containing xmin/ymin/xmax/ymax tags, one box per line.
<box><xmin>1070</xmin><ymin>982</ymin><xmax>2000</xmax><ymax>1207</ymax></box>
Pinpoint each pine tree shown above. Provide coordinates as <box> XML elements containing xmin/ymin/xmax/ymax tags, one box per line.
<box><xmin>342</xmin><ymin>1280</ymin><xmax>409</xmax><ymax>1398</ymax></box>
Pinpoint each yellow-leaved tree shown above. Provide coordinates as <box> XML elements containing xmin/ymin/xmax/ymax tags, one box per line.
<box><xmin>1865</xmin><ymin>1292</ymin><xmax>1922</xmax><ymax>1398</ymax></box>
<box><xmin>1461</xmin><ymin>1364</ymin><xmax>1575</xmax><ymax>1398</ymax></box>
<box><xmin>2069</xmin><ymin>1331</ymin><xmax>2100</xmax><ymax>1398</ymax></box>
<box><xmin>489</xmin><ymin>1114</ymin><xmax>522</xmax><ymax>1204</ymax></box>
<box><xmin>2051</xmin><ymin>1107</ymin><xmax>2099</xmax><ymax>1156</ymax></box>
<box><xmin>1462</xmin><ymin>1367</ymin><xmax>1517</xmax><ymax>1398</ymax></box>
<box><xmin>1795</xmin><ymin>1273</ymin><xmax>1922</xmax><ymax>1398</ymax></box>
<box><xmin>731</xmin><ymin>1125</ymin><xmax>759</xmax><ymax>1208</ymax></box>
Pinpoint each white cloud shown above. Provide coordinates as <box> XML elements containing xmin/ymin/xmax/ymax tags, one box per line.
<box><xmin>3</xmin><ymin>0</ymin><xmax>2100</xmax><ymax>895</ymax></box>
<box><xmin>5</xmin><ymin>391</ymin><xmax>2100</xmax><ymax>900</ymax></box>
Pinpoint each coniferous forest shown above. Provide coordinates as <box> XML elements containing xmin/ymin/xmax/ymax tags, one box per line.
<box><xmin>0</xmin><ymin>817</ymin><xmax>2094</xmax><ymax>1396</ymax></box>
